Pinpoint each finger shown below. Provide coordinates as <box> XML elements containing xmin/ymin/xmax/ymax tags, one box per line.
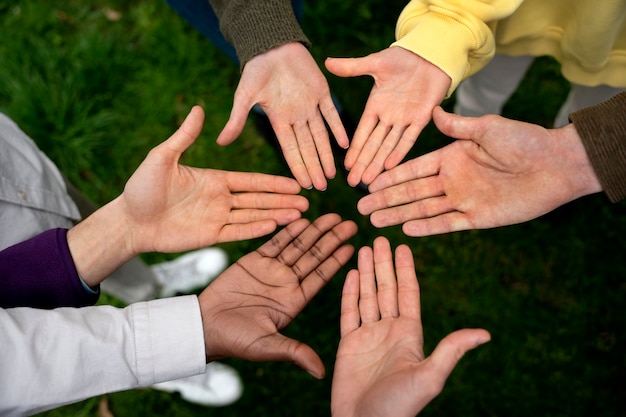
<box><xmin>324</xmin><ymin>56</ymin><xmax>374</xmax><ymax>78</ymax></box>
<box><xmin>300</xmin><ymin>243</ymin><xmax>355</xmax><ymax>303</ymax></box>
<box><xmin>357</xmin><ymin>245</ymin><xmax>380</xmax><ymax>324</ymax></box>
<box><xmin>160</xmin><ymin>106</ymin><xmax>205</xmax><ymax>157</ymax></box>
<box><xmin>218</xmin><ymin>220</ymin><xmax>279</xmax><ymax>242</ymax></box>
<box><xmin>384</xmin><ymin>122</ymin><xmax>423</xmax><ymax>171</ymax></box>
<box><xmin>369</xmin><ymin>196</ymin><xmax>454</xmax><ymax>228</ymax></box>
<box><xmin>256</xmin><ymin>217</ymin><xmax>312</xmax><ymax>258</ymax></box>
<box><xmin>293</xmin><ymin>121</ymin><xmax>327</xmax><ymax>191</ymax></box>
<box><xmin>292</xmin><ymin>219</ymin><xmax>357</xmax><ymax>282</ymax></box>
<box><xmin>367</xmin><ymin>152</ymin><xmax>442</xmax><ymax>193</ymax></box>
<box><xmin>340</xmin><ymin>270</ymin><xmax>361</xmax><ymax>337</ymax></box>
<box><xmin>225</xmin><ymin>171</ymin><xmax>302</xmax><ymax>194</ymax></box>
<box><xmin>402</xmin><ymin>212</ymin><xmax>474</xmax><ymax>237</ymax></box>
<box><xmin>319</xmin><ymin>95</ymin><xmax>349</xmax><ymax>149</ymax></box>
<box><xmin>357</xmin><ymin>176</ymin><xmax>444</xmax><ymax>215</ymax></box>
<box><xmin>361</xmin><ymin>124</ymin><xmax>407</xmax><ymax>185</ymax></box>
<box><xmin>252</xmin><ymin>333</ymin><xmax>326</xmax><ymax>379</ymax></box>
<box><xmin>232</xmin><ymin>193</ymin><xmax>309</xmax><ymax>212</ymax></box>
<box><xmin>347</xmin><ymin>121</ymin><xmax>391</xmax><ymax>187</ymax></box>
<box><xmin>422</xmin><ymin>328</ymin><xmax>491</xmax><ymax>391</ymax></box>
<box><xmin>344</xmin><ymin>112</ymin><xmax>379</xmax><ymax>170</ymax></box>
<box><xmin>228</xmin><ymin>208</ymin><xmax>303</xmax><ymax>226</ymax></box>
<box><xmin>394</xmin><ymin>244</ymin><xmax>421</xmax><ymax>320</ymax></box>
<box><xmin>372</xmin><ymin>236</ymin><xmax>399</xmax><ymax>319</ymax></box>
<box><xmin>273</xmin><ymin>213</ymin><xmax>343</xmax><ymax>266</ymax></box>
<box><xmin>216</xmin><ymin>100</ymin><xmax>249</xmax><ymax>146</ymax></box>
<box><xmin>308</xmin><ymin>113</ymin><xmax>337</xmax><ymax>181</ymax></box>
<box><xmin>432</xmin><ymin>106</ymin><xmax>488</xmax><ymax>141</ymax></box>
<box><xmin>275</xmin><ymin>124</ymin><xmax>314</xmax><ymax>190</ymax></box>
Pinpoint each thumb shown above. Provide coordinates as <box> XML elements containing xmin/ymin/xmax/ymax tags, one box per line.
<box><xmin>216</xmin><ymin>100</ymin><xmax>250</xmax><ymax>146</ymax></box>
<box><xmin>426</xmin><ymin>328</ymin><xmax>490</xmax><ymax>384</ymax></box>
<box><xmin>160</xmin><ymin>105</ymin><xmax>205</xmax><ymax>157</ymax></box>
<box><xmin>432</xmin><ymin>106</ymin><xmax>484</xmax><ymax>142</ymax></box>
<box><xmin>257</xmin><ymin>333</ymin><xmax>326</xmax><ymax>379</ymax></box>
<box><xmin>325</xmin><ymin>56</ymin><xmax>373</xmax><ymax>78</ymax></box>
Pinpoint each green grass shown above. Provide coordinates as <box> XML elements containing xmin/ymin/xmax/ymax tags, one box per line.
<box><xmin>1</xmin><ymin>1</ymin><xmax>625</xmax><ymax>416</ymax></box>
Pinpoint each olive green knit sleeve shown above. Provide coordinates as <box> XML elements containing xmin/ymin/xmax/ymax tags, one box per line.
<box><xmin>569</xmin><ymin>92</ymin><xmax>626</xmax><ymax>203</ymax></box>
<box><xmin>208</xmin><ymin>0</ymin><xmax>310</xmax><ymax>67</ymax></box>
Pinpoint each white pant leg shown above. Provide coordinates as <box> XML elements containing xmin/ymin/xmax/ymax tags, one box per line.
<box><xmin>554</xmin><ymin>84</ymin><xmax>626</xmax><ymax>127</ymax></box>
<box><xmin>454</xmin><ymin>54</ymin><xmax>535</xmax><ymax>117</ymax></box>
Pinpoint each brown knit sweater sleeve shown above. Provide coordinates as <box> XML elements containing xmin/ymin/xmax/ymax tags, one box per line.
<box><xmin>569</xmin><ymin>92</ymin><xmax>626</xmax><ymax>203</ymax></box>
<box><xmin>208</xmin><ymin>0</ymin><xmax>310</xmax><ymax>67</ymax></box>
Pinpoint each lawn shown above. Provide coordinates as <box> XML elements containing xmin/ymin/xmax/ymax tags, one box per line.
<box><xmin>1</xmin><ymin>1</ymin><xmax>625</xmax><ymax>416</ymax></box>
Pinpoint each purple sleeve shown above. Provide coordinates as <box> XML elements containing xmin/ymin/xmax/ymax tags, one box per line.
<box><xmin>0</xmin><ymin>228</ymin><xmax>100</xmax><ymax>308</ymax></box>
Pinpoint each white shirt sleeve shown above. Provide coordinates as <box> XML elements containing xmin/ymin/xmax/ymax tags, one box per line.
<box><xmin>0</xmin><ymin>295</ymin><xmax>206</xmax><ymax>416</ymax></box>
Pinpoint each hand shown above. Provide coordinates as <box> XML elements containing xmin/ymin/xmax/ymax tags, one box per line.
<box><xmin>331</xmin><ymin>236</ymin><xmax>490</xmax><ymax>417</ymax></box>
<box><xmin>216</xmin><ymin>42</ymin><xmax>349</xmax><ymax>191</ymax></box>
<box><xmin>358</xmin><ymin>107</ymin><xmax>603</xmax><ymax>236</ymax></box>
<box><xmin>123</xmin><ymin>105</ymin><xmax>309</xmax><ymax>253</ymax></box>
<box><xmin>325</xmin><ymin>47</ymin><xmax>451</xmax><ymax>187</ymax></box>
<box><xmin>198</xmin><ymin>213</ymin><xmax>358</xmax><ymax>379</ymax></box>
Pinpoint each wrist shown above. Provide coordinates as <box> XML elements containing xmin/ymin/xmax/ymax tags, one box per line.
<box><xmin>67</xmin><ymin>196</ymin><xmax>137</xmax><ymax>287</ymax></box>
<box><xmin>551</xmin><ymin>123</ymin><xmax>603</xmax><ymax>199</ymax></box>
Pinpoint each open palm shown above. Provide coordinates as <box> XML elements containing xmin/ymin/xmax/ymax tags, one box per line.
<box><xmin>199</xmin><ymin>213</ymin><xmax>358</xmax><ymax>379</ymax></box>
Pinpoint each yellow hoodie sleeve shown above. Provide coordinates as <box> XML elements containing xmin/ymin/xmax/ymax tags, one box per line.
<box><xmin>391</xmin><ymin>0</ymin><xmax>524</xmax><ymax>96</ymax></box>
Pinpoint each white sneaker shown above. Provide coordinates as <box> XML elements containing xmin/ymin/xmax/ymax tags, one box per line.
<box><xmin>152</xmin><ymin>362</ymin><xmax>243</xmax><ymax>406</ymax></box>
<box><xmin>151</xmin><ymin>248</ymin><xmax>228</xmax><ymax>298</ymax></box>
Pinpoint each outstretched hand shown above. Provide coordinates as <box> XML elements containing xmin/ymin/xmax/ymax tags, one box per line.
<box><xmin>358</xmin><ymin>107</ymin><xmax>603</xmax><ymax>236</ymax></box>
<box><xmin>122</xmin><ymin>105</ymin><xmax>309</xmax><ymax>254</ymax></box>
<box><xmin>216</xmin><ymin>42</ymin><xmax>349</xmax><ymax>191</ymax></box>
<box><xmin>326</xmin><ymin>47</ymin><xmax>450</xmax><ymax>187</ymax></box>
<box><xmin>198</xmin><ymin>213</ymin><xmax>358</xmax><ymax>379</ymax></box>
<box><xmin>331</xmin><ymin>236</ymin><xmax>490</xmax><ymax>417</ymax></box>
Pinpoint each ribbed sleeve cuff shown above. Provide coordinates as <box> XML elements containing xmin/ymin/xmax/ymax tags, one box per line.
<box><xmin>569</xmin><ymin>92</ymin><xmax>626</xmax><ymax>203</ymax></box>
<box><xmin>220</xmin><ymin>0</ymin><xmax>310</xmax><ymax>66</ymax></box>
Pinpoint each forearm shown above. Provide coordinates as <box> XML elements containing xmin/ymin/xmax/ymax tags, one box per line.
<box><xmin>0</xmin><ymin>229</ymin><xmax>99</xmax><ymax>308</ymax></box>
<box><xmin>66</xmin><ymin>196</ymin><xmax>136</xmax><ymax>287</ymax></box>
<box><xmin>208</xmin><ymin>0</ymin><xmax>309</xmax><ymax>66</ymax></box>
<box><xmin>569</xmin><ymin>92</ymin><xmax>626</xmax><ymax>202</ymax></box>
<box><xmin>0</xmin><ymin>296</ymin><xmax>206</xmax><ymax>416</ymax></box>
<box><xmin>391</xmin><ymin>0</ymin><xmax>523</xmax><ymax>96</ymax></box>
<box><xmin>550</xmin><ymin>123</ymin><xmax>603</xmax><ymax>202</ymax></box>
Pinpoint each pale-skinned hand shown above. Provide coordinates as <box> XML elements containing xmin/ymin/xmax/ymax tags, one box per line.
<box><xmin>216</xmin><ymin>42</ymin><xmax>349</xmax><ymax>191</ymax></box>
<box><xmin>122</xmin><ymin>105</ymin><xmax>309</xmax><ymax>254</ymax></box>
<box><xmin>331</xmin><ymin>236</ymin><xmax>490</xmax><ymax>417</ymax></box>
<box><xmin>325</xmin><ymin>47</ymin><xmax>451</xmax><ymax>187</ymax></box>
<box><xmin>198</xmin><ymin>213</ymin><xmax>358</xmax><ymax>379</ymax></box>
<box><xmin>358</xmin><ymin>107</ymin><xmax>603</xmax><ymax>236</ymax></box>
<box><xmin>69</xmin><ymin>106</ymin><xmax>310</xmax><ymax>286</ymax></box>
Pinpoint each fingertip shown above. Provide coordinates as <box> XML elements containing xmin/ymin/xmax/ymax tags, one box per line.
<box><xmin>356</xmin><ymin>197</ymin><xmax>370</xmax><ymax>216</ymax></box>
<box><xmin>475</xmin><ymin>329</ymin><xmax>492</xmax><ymax>346</ymax></box>
<box><xmin>306</xmin><ymin>367</ymin><xmax>325</xmax><ymax>380</ymax></box>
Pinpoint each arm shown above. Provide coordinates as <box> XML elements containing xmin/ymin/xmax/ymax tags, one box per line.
<box><xmin>209</xmin><ymin>0</ymin><xmax>349</xmax><ymax>191</ymax></box>
<box><xmin>0</xmin><ymin>105</ymin><xmax>308</xmax><ymax>307</ymax></box>
<box><xmin>324</xmin><ymin>0</ymin><xmax>523</xmax><ymax>187</ymax></box>
<box><xmin>569</xmin><ymin>92</ymin><xmax>626</xmax><ymax>202</ymax></box>
<box><xmin>358</xmin><ymin>106</ymin><xmax>604</xmax><ymax>237</ymax></box>
<box><xmin>0</xmin><ymin>296</ymin><xmax>206</xmax><ymax>416</ymax></box>
<box><xmin>208</xmin><ymin>0</ymin><xmax>309</xmax><ymax>67</ymax></box>
<box><xmin>68</xmin><ymin>105</ymin><xmax>309</xmax><ymax>287</ymax></box>
<box><xmin>331</xmin><ymin>236</ymin><xmax>489</xmax><ymax>417</ymax></box>
<box><xmin>0</xmin><ymin>213</ymin><xmax>357</xmax><ymax>415</ymax></box>
<box><xmin>0</xmin><ymin>229</ymin><xmax>98</xmax><ymax>309</ymax></box>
